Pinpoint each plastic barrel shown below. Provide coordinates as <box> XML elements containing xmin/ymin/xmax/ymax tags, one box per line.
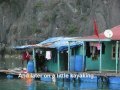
<box><xmin>75</xmin><ymin>55</ymin><xmax>83</xmax><ymax>72</ymax></box>
<box><xmin>41</xmin><ymin>77</ymin><xmax>52</xmax><ymax>82</ymax></box>
<box><xmin>109</xmin><ymin>83</ymin><xmax>120</xmax><ymax>90</ymax></box>
<box><xmin>70</xmin><ymin>56</ymin><xmax>75</xmax><ymax>71</ymax></box>
<box><xmin>109</xmin><ymin>76</ymin><xmax>120</xmax><ymax>84</ymax></box>
<box><xmin>27</xmin><ymin>60</ymin><xmax>34</xmax><ymax>73</ymax></box>
<box><xmin>80</xmin><ymin>76</ymin><xmax>98</xmax><ymax>83</ymax></box>
<box><xmin>7</xmin><ymin>74</ymin><xmax>13</xmax><ymax>79</ymax></box>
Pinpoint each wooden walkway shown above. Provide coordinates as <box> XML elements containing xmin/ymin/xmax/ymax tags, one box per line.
<box><xmin>57</xmin><ymin>71</ymin><xmax>120</xmax><ymax>77</ymax></box>
<box><xmin>0</xmin><ymin>70</ymin><xmax>120</xmax><ymax>77</ymax></box>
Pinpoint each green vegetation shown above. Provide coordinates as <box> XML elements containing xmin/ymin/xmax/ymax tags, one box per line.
<box><xmin>81</xmin><ymin>16</ymin><xmax>87</xmax><ymax>21</ymax></box>
<box><xmin>31</xmin><ymin>21</ymin><xmax>42</xmax><ymax>34</ymax></box>
<box><xmin>34</xmin><ymin>29</ymin><xmax>42</xmax><ymax>34</ymax></box>
<box><xmin>43</xmin><ymin>15</ymin><xmax>52</xmax><ymax>22</ymax></box>
<box><xmin>9</xmin><ymin>0</ymin><xmax>27</xmax><ymax>17</ymax></box>
<box><xmin>34</xmin><ymin>1</ymin><xmax>44</xmax><ymax>9</ymax></box>
<box><xmin>67</xmin><ymin>24</ymin><xmax>77</xmax><ymax>35</ymax></box>
<box><xmin>43</xmin><ymin>12</ymin><xmax>57</xmax><ymax>23</ymax></box>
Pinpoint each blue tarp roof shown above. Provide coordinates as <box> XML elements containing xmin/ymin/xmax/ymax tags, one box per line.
<box><xmin>13</xmin><ymin>37</ymin><xmax>84</xmax><ymax>51</ymax></box>
<box><xmin>38</xmin><ymin>37</ymin><xmax>83</xmax><ymax>51</ymax></box>
<box><xmin>12</xmin><ymin>45</ymin><xmax>33</xmax><ymax>50</ymax></box>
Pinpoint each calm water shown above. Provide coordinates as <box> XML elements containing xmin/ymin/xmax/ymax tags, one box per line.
<box><xmin>0</xmin><ymin>78</ymin><xmax>120</xmax><ymax>90</ymax></box>
<box><xmin>0</xmin><ymin>57</ymin><xmax>120</xmax><ymax>90</ymax></box>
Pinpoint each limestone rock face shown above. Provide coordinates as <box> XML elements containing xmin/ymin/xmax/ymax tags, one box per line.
<box><xmin>0</xmin><ymin>0</ymin><xmax>120</xmax><ymax>47</ymax></box>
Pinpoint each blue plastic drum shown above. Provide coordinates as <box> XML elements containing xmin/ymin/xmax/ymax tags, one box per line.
<box><xmin>70</xmin><ymin>56</ymin><xmax>75</xmax><ymax>71</ymax></box>
<box><xmin>27</xmin><ymin>60</ymin><xmax>34</xmax><ymax>73</ymax></box>
<box><xmin>75</xmin><ymin>55</ymin><xmax>83</xmax><ymax>72</ymax></box>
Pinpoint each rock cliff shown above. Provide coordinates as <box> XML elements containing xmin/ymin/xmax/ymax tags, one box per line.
<box><xmin>0</xmin><ymin>0</ymin><xmax>120</xmax><ymax>52</ymax></box>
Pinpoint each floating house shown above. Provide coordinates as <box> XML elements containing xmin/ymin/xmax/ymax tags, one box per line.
<box><xmin>71</xmin><ymin>25</ymin><xmax>120</xmax><ymax>73</ymax></box>
<box><xmin>13</xmin><ymin>25</ymin><xmax>120</xmax><ymax>74</ymax></box>
<box><xmin>14</xmin><ymin>37</ymin><xmax>84</xmax><ymax>73</ymax></box>
<box><xmin>12</xmin><ymin>25</ymin><xmax>120</xmax><ymax>84</ymax></box>
<box><xmin>35</xmin><ymin>37</ymin><xmax>84</xmax><ymax>72</ymax></box>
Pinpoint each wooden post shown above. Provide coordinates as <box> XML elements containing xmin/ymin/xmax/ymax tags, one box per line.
<box><xmin>82</xmin><ymin>42</ymin><xmax>85</xmax><ymax>71</ymax></box>
<box><xmin>57</xmin><ymin>51</ymin><xmax>60</xmax><ymax>72</ymax></box>
<box><xmin>116</xmin><ymin>41</ymin><xmax>119</xmax><ymax>73</ymax></box>
<box><xmin>68</xmin><ymin>41</ymin><xmax>71</xmax><ymax>72</ymax></box>
<box><xmin>99</xmin><ymin>42</ymin><xmax>102</xmax><ymax>73</ymax></box>
<box><xmin>32</xmin><ymin>48</ymin><xmax>36</xmax><ymax>73</ymax></box>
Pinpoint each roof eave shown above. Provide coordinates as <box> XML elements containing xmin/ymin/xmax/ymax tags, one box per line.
<box><xmin>69</xmin><ymin>38</ymin><xmax>111</xmax><ymax>42</ymax></box>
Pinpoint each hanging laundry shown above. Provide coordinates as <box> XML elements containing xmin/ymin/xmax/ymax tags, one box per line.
<box><xmin>92</xmin><ymin>46</ymin><xmax>96</xmax><ymax>57</ymax></box>
<box><xmin>45</xmin><ymin>51</ymin><xmax>52</xmax><ymax>60</ymax></box>
<box><xmin>91</xmin><ymin>46</ymin><xmax>98</xmax><ymax>60</ymax></box>
<box><xmin>96</xmin><ymin>43</ymin><xmax>101</xmax><ymax>50</ymax></box>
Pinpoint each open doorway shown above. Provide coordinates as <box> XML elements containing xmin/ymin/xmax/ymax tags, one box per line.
<box><xmin>60</xmin><ymin>51</ymin><xmax>68</xmax><ymax>71</ymax></box>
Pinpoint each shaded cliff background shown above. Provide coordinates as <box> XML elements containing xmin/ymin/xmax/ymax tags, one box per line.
<box><xmin>0</xmin><ymin>0</ymin><xmax>120</xmax><ymax>56</ymax></box>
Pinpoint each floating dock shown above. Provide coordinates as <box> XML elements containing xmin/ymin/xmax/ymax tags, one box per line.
<box><xmin>0</xmin><ymin>70</ymin><xmax>120</xmax><ymax>84</ymax></box>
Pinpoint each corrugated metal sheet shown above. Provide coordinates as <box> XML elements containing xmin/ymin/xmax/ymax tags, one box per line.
<box><xmin>110</xmin><ymin>25</ymin><xmax>120</xmax><ymax>40</ymax></box>
<box><xmin>13</xmin><ymin>37</ymin><xmax>84</xmax><ymax>51</ymax></box>
<box><xmin>71</xmin><ymin>25</ymin><xmax>120</xmax><ymax>41</ymax></box>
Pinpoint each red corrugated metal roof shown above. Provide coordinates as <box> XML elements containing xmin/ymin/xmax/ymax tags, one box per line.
<box><xmin>79</xmin><ymin>25</ymin><xmax>120</xmax><ymax>41</ymax></box>
<box><xmin>73</xmin><ymin>31</ymin><xmax>108</xmax><ymax>41</ymax></box>
<box><xmin>110</xmin><ymin>25</ymin><xmax>120</xmax><ymax>40</ymax></box>
<box><xmin>98</xmin><ymin>25</ymin><xmax>120</xmax><ymax>40</ymax></box>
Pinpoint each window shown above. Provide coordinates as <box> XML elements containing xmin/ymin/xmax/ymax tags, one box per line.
<box><xmin>112</xmin><ymin>44</ymin><xmax>120</xmax><ymax>59</ymax></box>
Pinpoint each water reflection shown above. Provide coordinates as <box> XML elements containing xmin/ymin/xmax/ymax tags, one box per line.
<box><xmin>24</xmin><ymin>78</ymin><xmax>36</xmax><ymax>90</ymax></box>
<box><xmin>109</xmin><ymin>83</ymin><xmax>120</xmax><ymax>90</ymax></box>
<box><xmin>0</xmin><ymin>78</ymin><xmax>120</xmax><ymax>90</ymax></box>
<box><xmin>56</xmin><ymin>81</ymin><xmax>98</xmax><ymax>90</ymax></box>
<box><xmin>2</xmin><ymin>57</ymin><xmax>120</xmax><ymax>90</ymax></box>
<box><xmin>56</xmin><ymin>81</ymin><xmax>112</xmax><ymax>90</ymax></box>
